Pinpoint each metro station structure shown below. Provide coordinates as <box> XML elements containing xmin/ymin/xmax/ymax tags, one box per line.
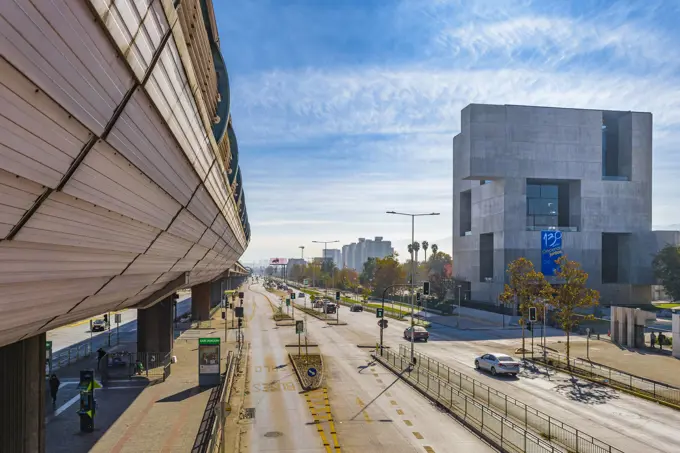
<box><xmin>0</xmin><ymin>1</ymin><xmax>250</xmax><ymax>450</ymax></box>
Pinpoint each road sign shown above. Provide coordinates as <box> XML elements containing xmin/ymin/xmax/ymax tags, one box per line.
<box><xmin>376</xmin><ymin>308</ymin><xmax>384</xmax><ymax>318</ymax></box>
<box><xmin>378</xmin><ymin>319</ymin><xmax>388</xmax><ymax>328</ymax></box>
<box><xmin>307</xmin><ymin>367</ymin><xmax>317</xmax><ymax>377</ymax></box>
<box><xmin>286</xmin><ymin>299</ymin><xmax>290</xmax><ymax>307</ymax></box>
<box><xmin>239</xmin><ymin>292</ymin><xmax>245</xmax><ymax>299</ymax></box>
<box><xmin>303</xmin><ymin>279</ymin><xmax>309</xmax><ymax>286</ymax></box>
<box><xmin>296</xmin><ymin>320</ymin><xmax>304</xmax><ymax>334</ymax></box>
<box><xmin>114</xmin><ymin>313</ymin><xmax>122</xmax><ymax>324</ymax></box>
<box><xmin>291</xmin><ymin>293</ymin><xmax>296</xmax><ymax>300</ymax></box>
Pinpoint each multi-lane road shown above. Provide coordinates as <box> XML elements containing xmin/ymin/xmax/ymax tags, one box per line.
<box><xmin>262</xmin><ymin>282</ymin><xmax>680</xmax><ymax>453</ymax></box>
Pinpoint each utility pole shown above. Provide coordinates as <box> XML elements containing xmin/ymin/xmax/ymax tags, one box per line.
<box><xmin>386</xmin><ymin>211</ymin><xmax>439</xmax><ymax>364</ymax></box>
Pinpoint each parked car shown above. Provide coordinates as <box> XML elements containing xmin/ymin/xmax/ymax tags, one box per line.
<box><xmin>474</xmin><ymin>353</ymin><xmax>521</xmax><ymax>376</ymax></box>
<box><xmin>350</xmin><ymin>304</ymin><xmax>363</xmax><ymax>312</ymax></box>
<box><xmin>91</xmin><ymin>319</ymin><xmax>107</xmax><ymax>332</ymax></box>
<box><xmin>403</xmin><ymin>326</ymin><xmax>429</xmax><ymax>342</ymax></box>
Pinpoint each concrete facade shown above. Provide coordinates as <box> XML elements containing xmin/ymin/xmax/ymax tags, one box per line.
<box><xmin>452</xmin><ymin>104</ymin><xmax>679</xmax><ymax>306</ymax></box>
<box><xmin>137</xmin><ymin>296</ymin><xmax>174</xmax><ymax>353</ymax></box>
<box><xmin>673</xmin><ymin>313</ymin><xmax>680</xmax><ymax>359</ymax></box>
<box><xmin>323</xmin><ymin>249</ymin><xmax>342</xmax><ymax>268</ymax></box>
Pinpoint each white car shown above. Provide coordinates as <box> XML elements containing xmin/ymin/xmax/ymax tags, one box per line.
<box><xmin>474</xmin><ymin>353</ymin><xmax>521</xmax><ymax>376</ymax></box>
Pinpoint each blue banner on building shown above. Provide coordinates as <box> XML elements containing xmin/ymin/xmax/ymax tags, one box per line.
<box><xmin>541</xmin><ymin>230</ymin><xmax>563</xmax><ymax>275</ymax></box>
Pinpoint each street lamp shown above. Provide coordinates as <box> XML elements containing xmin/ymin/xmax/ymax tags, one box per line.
<box><xmin>312</xmin><ymin>240</ymin><xmax>339</xmax><ymax>298</ymax></box>
<box><xmin>386</xmin><ymin>211</ymin><xmax>439</xmax><ymax>364</ymax></box>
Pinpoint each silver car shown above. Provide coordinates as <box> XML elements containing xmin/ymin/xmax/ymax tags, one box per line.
<box><xmin>474</xmin><ymin>353</ymin><xmax>520</xmax><ymax>376</ymax></box>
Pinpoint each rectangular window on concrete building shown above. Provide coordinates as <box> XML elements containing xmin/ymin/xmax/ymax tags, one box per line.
<box><xmin>602</xmin><ymin>233</ymin><xmax>631</xmax><ymax>283</ymax></box>
<box><xmin>460</xmin><ymin>190</ymin><xmax>472</xmax><ymax>236</ymax></box>
<box><xmin>479</xmin><ymin>233</ymin><xmax>494</xmax><ymax>281</ymax></box>
<box><xmin>527</xmin><ymin>180</ymin><xmax>578</xmax><ymax>231</ymax></box>
<box><xmin>602</xmin><ymin>112</ymin><xmax>631</xmax><ymax>180</ymax></box>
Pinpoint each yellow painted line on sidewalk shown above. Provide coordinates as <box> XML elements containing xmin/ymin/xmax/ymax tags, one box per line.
<box><xmin>413</xmin><ymin>432</ymin><xmax>424</xmax><ymax>440</ymax></box>
<box><xmin>355</xmin><ymin>397</ymin><xmax>372</xmax><ymax>424</ymax></box>
<box><xmin>404</xmin><ymin>420</ymin><xmax>413</xmax><ymax>427</ymax></box>
<box><xmin>396</xmin><ymin>409</ymin><xmax>404</xmax><ymax>415</ymax></box>
<box><xmin>424</xmin><ymin>447</ymin><xmax>435</xmax><ymax>453</ymax></box>
<box><xmin>390</xmin><ymin>400</ymin><xmax>398</xmax><ymax>406</ymax></box>
<box><xmin>306</xmin><ymin>388</ymin><xmax>340</xmax><ymax>453</ymax></box>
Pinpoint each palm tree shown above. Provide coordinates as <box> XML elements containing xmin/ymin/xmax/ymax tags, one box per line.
<box><xmin>413</xmin><ymin>241</ymin><xmax>420</xmax><ymax>263</ymax></box>
<box><xmin>431</xmin><ymin>243</ymin><xmax>438</xmax><ymax>258</ymax></box>
<box><xmin>407</xmin><ymin>243</ymin><xmax>413</xmax><ymax>257</ymax></box>
<box><xmin>422</xmin><ymin>241</ymin><xmax>429</xmax><ymax>262</ymax></box>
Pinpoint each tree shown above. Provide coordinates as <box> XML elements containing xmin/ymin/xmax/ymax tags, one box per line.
<box><xmin>265</xmin><ymin>266</ymin><xmax>274</xmax><ymax>276</ymax></box>
<box><xmin>360</xmin><ymin>257</ymin><xmax>377</xmax><ymax>286</ymax></box>
<box><xmin>407</xmin><ymin>243</ymin><xmax>413</xmax><ymax>258</ymax></box>
<box><xmin>431</xmin><ymin>244</ymin><xmax>438</xmax><ymax>257</ymax></box>
<box><xmin>422</xmin><ymin>241</ymin><xmax>429</xmax><ymax>262</ymax></box>
<box><xmin>425</xmin><ymin>251</ymin><xmax>452</xmax><ymax>299</ymax></box>
<box><xmin>653</xmin><ymin>244</ymin><xmax>680</xmax><ymax>302</ymax></box>
<box><xmin>373</xmin><ymin>255</ymin><xmax>406</xmax><ymax>297</ymax></box>
<box><xmin>552</xmin><ymin>256</ymin><xmax>600</xmax><ymax>364</ymax></box>
<box><xmin>413</xmin><ymin>241</ymin><xmax>420</xmax><ymax>263</ymax></box>
<box><xmin>499</xmin><ymin>258</ymin><xmax>552</xmax><ymax>357</ymax></box>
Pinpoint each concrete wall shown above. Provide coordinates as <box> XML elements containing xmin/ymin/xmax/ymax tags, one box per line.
<box><xmin>673</xmin><ymin>313</ymin><xmax>680</xmax><ymax>359</ymax></box>
<box><xmin>452</xmin><ymin>103</ymin><xmax>664</xmax><ymax>306</ymax></box>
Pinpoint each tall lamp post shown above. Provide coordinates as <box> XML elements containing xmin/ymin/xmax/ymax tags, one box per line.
<box><xmin>312</xmin><ymin>240</ymin><xmax>339</xmax><ymax>298</ymax></box>
<box><xmin>386</xmin><ymin>211</ymin><xmax>439</xmax><ymax>364</ymax></box>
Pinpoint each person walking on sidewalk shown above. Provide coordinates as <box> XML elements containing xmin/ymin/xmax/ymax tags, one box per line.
<box><xmin>49</xmin><ymin>374</ymin><xmax>60</xmax><ymax>406</ymax></box>
<box><xmin>650</xmin><ymin>332</ymin><xmax>657</xmax><ymax>349</ymax></box>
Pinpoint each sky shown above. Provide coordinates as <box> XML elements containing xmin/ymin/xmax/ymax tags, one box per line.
<box><xmin>214</xmin><ymin>0</ymin><xmax>680</xmax><ymax>264</ymax></box>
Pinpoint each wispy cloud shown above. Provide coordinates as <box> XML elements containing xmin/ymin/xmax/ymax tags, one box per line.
<box><xmin>216</xmin><ymin>0</ymin><xmax>680</xmax><ymax>262</ymax></box>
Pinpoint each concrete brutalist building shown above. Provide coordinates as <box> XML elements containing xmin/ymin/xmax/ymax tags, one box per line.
<box><xmin>452</xmin><ymin>103</ymin><xmax>679</xmax><ymax>306</ymax></box>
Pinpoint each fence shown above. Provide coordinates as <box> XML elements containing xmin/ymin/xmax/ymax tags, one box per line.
<box><xmin>100</xmin><ymin>351</ymin><xmax>171</xmax><ymax>383</ymax></box>
<box><xmin>52</xmin><ymin>343</ymin><xmax>92</xmax><ymax>371</ymax></box>
<box><xmin>205</xmin><ymin>342</ymin><xmax>243</xmax><ymax>453</ymax></box>
<box><xmin>533</xmin><ymin>348</ymin><xmax>680</xmax><ymax>407</ymax></box>
<box><xmin>399</xmin><ymin>345</ymin><xmax>623</xmax><ymax>453</ymax></box>
<box><xmin>379</xmin><ymin>348</ymin><xmax>560</xmax><ymax>453</ymax></box>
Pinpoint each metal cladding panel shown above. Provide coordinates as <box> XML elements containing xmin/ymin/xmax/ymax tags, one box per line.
<box><xmin>72</xmin><ymin>284</ymin><xmax>149</xmax><ymax>315</ymax></box>
<box><xmin>185</xmin><ymin>243</ymin><xmax>210</xmax><ymax>261</ymax></box>
<box><xmin>145</xmin><ymin>30</ymin><xmax>213</xmax><ymax>181</ymax></box>
<box><xmin>108</xmin><ymin>88</ymin><xmax>199</xmax><ymax>206</ymax></box>
<box><xmin>146</xmin><ymin>231</ymin><xmax>194</xmax><ymax>258</ymax></box>
<box><xmin>167</xmin><ymin>208</ymin><xmax>207</xmax><ymax>244</ymax></box>
<box><xmin>0</xmin><ymin>319</ymin><xmax>47</xmax><ymax>349</ymax></box>
<box><xmin>15</xmin><ymin>192</ymin><xmax>160</xmax><ymax>254</ymax></box>
<box><xmin>206</xmin><ymin>163</ymin><xmax>228</xmax><ymax>217</ymax></box>
<box><xmin>0</xmin><ymin>170</ymin><xmax>43</xmax><ymax>239</ymax></box>
<box><xmin>89</xmin><ymin>0</ymin><xmax>170</xmax><ymax>82</ymax></box>
<box><xmin>171</xmin><ymin>258</ymin><xmax>199</xmax><ymax>273</ymax></box>
<box><xmin>0</xmin><ymin>241</ymin><xmax>134</xmax><ymax>285</ymax></box>
<box><xmin>123</xmin><ymin>254</ymin><xmax>176</xmax><ymax>275</ymax></box>
<box><xmin>198</xmin><ymin>224</ymin><xmax>219</xmax><ymax>251</ymax></box>
<box><xmin>117</xmin><ymin>282</ymin><xmax>165</xmax><ymax>309</ymax></box>
<box><xmin>0</xmin><ymin>276</ymin><xmax>111</xmax><ymax>335</ymax></box>
<box><xmin>64</xmin><ymin>140</ymin><xmax>182</xmax><ymax>230</ymax></box>
<box><xmin>154</xmin><ymin>271</ymin><xmax>185</xmax><ymax>285</ymax></box>
<box><xmin>213</xmin><ymin>238</ymin><xmax>227</xmax><ymax>255</ymax></box>
<box><xmin>0</xmin><ymin>58</ymin><xmax>91</xmax><ymax>189</ymax></box>
<box><xmin>188</xmin><ymin>183</ymin><xmax>219</xmax><ymax>228</ymax></box>
<box><xmin>0</xmin><ymin>0</ymin><xmax>133</xmax><ymax>135</ymax></box>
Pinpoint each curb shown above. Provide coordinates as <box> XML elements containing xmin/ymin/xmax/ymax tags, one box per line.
<box><xmin>288</xmin><ymin>352</ymin><xmax>324</xmax><ymax>391</ymax></box>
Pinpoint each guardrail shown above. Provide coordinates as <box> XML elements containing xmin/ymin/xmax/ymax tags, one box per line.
<box><xmin>378</xmin><ymin>348</ymin><xmax>561</xmax><ymax>453</ymax></box>
<box><xmin>52</xmin><ymin>343</ymin><xmax>92</xmax><ymax>371</ymax></box>
<box><xmin>399</xmin><ymin>346</ymin><xmax>623</xmax><ymax>453</ymax></box>
<box><xmin>206</xmin><ymin>341</ymin><xmax>244</xmax><ymax>453</ymax></box>
<box><xmin>532</xmin><ymin>347</ymin><xmax>680</xmax><ymax>407</ymax></box>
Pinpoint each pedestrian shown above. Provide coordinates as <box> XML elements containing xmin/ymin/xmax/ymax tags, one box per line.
<box><xmin>658</xmin><ymin>333</ymin><xmax>665</xmax><ymax>351</ymax></box>
<box><xmin>650</xmin><ymin>332</ymin><xmax>656</xmax><ymax>349</ymax></box>
<box><xmin>49</xmin><ymin>374</ymin><xmax>60</xmax><ymax>406</ymax></box>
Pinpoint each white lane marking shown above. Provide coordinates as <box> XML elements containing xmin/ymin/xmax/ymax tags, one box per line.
<box><xmin>54</xmin><ymin>394</ymin><xmax>80</xmax><ymax>417</ymax></box>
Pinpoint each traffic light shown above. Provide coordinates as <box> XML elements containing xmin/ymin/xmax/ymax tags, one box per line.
<box><xmin>238</xmin><ymin>318</ymin><xmax>243</xmax><ymax>327</ymax></box>
<box><xmin>335</xmin><ymin>291</ymin><xmax>340</xmax><ymax>301</ymax></box>
<box><xmin>376</xmin><ymin>308</ymin><xmax>384</xmax><ymax>318</ymax></box>
<box><xmin>238</xmin><ymin>291</ymin><xmax>244</xmax><ymax>299</ymax></box>
<box><xmin>103</xmin><ymin>314</ymin><xmax>108</xmax><ymax>323</ymax></box>
<box><xmin>423</xmin><ymin>281</ymin><xmax>430</xmax><ymax>295</ymax></box>
<box><xmin>529</xmin><ymin>307</ymin><xmax>537</xmax><ymax>322</ymax></box>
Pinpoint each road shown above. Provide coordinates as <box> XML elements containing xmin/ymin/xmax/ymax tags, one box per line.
<box><xmin>47</xmin><ymin>296</ymin><xmax>192</xmax><ymax>354</ymax></box>
<box><xmin>247</xmin><ymin>283</ymin><xmax>495</xmax><ymax>453</ymax></box>
<box><xmin>289</xmin><ymin>291</ymin><xmax>680</xmax><ymax>453</ymax></box>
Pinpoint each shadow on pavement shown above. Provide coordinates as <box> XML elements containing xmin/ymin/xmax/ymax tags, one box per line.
<box><xmin>157</xmin><ymin>386</ymin><xmax>210</xmax><ymax>403</ymax></box>
<box><xmin>554</xmin><ymin>378</ymin><xmax>620</xmax><ymax>405</ymax></box>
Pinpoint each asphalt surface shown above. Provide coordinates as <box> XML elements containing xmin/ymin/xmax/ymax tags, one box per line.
<box><xmin>249</xmin><ymin>283</ymin><xmax>494</xmax><ymax>453</ymax></box>
<box><xmin>287</xmin><ymin>289</ymin><xmax>680</xmax><ymax>453</ymax></box>
<box><xmin>46</xmin><ymin>296</ymin><xmax>192</xmax><ymax>355</ymax></box>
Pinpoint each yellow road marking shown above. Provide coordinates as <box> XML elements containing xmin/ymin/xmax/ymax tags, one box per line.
<box><xmin>386</xmin><ymin>391</ymin><xmax>392</xmax><ymax>397</ymax></box>
<box><xmin>376</xmin><ymin>379</ymin><xmax>383</xmax><ymax>384</ymax></box>
<box><xmin>390</xmin><ymin>400</ymin><xmax>398</xmax><ymax>406</ymax></box>
<box><xmin>404</xmin><ymin>420</ymin><xmax>413</xmax><ymax>426</ymax></box>
<box><xmin>306</xmin><ymin>388</ymin><xmax>341</xmax><ymax>453</ymax></box>
<box><xmin>424</xmin><ymin>447</ymin><xmax>435</xmax><ymax>453</ymax></box>
<box><xmin>396</xmin><ymin>409</ymin><xmax>404</xmax><ymax>415</ymax></box>
<box><xmin>373</xmin><ymin>373</ymin><xmax>379</xmax><ymax>377</ymax></box>
<box><xmin>413</xmin><ymin>432</ymin><xmax>424</xmax><ymax>440</ymax></box>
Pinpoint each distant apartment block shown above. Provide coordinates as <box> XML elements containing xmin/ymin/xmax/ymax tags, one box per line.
<box><xmin>452</xmin><ymin>103</ymin><xmax>679</xmax><ymax>306</ymax></box>
<box><xmin>322</xmin><ymin>249</ymin><xmax>342</xmax><ymax>268</ymax></box>
<box><xmin>342</xmin><ymin>237</ymin><xmax>394</xmax><ymax>271</ymax></box>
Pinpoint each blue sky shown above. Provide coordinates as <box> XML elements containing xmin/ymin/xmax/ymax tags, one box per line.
<box><xmin>214</xmin><ymin>0</ymin><xmax>680</xmax><ymax>264</ymax></box>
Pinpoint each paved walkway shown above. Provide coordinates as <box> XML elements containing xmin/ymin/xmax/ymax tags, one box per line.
<box><xmin>46</xmin><ymin>322</ymin><xmax>238</xmax><ymax>453</ymax></box>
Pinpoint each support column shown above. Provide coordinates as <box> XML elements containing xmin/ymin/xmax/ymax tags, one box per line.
<box><xmin>191</xmin><ymin>282</ymin><xmax>211</xmax><ymax>320</ymax></box>
<box><xmin>137</xmin><ymin>297</ymin><xmax>174</xmax><ymax>353</ymax></box>
<box><xmin>0</xmin><ymin>333</ymin><xmax>46</xmax><ymax>453</ymax></box>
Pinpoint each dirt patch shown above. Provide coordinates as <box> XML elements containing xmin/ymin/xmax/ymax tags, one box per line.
<box><xmin>289</xmin><ymin>353</ymin><xmax>323</xmax><ymax>389</ymax></box>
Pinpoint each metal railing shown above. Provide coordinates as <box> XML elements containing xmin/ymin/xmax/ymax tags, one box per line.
<box><xmin>52</xmin><ymin>343</ymin><xmax>92</xmax><ymax>371</ymax></box>
<box><xmin>533</xmin><ymin>348</ymin><xmax>680</xmax><ymax>407</ymax></box>
<box><xmin>206</xmin><ymin>341</ymin><xmax>244</xmax><ymax>453</ymax></box>
<box><xmin>379</xmin><ymin>348</ymin><xmax>560</xmax><ymax>453</ymax></box>
<box><xmin>399</xmin><ymin>346</ymin><xmax>623</xmax><ymax>453</ymax></box>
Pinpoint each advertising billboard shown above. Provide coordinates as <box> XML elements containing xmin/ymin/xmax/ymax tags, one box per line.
<box><xmin>541</xmin><ymin>230</ymin><xmax>563</xmax><ymax>275</ymax></box>
<box><xmin>269</xmin><ymin>258</ymin><xmax>289</xmax><ymax>265</ymax></box>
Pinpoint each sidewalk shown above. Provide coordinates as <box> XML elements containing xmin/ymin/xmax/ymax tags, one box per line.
<box><xmin>46</xmin><ymin>325</ymin><xmax>238</xmax><ymax>453</ymax></box>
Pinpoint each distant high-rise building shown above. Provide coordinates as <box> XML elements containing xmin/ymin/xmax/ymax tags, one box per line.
<box><xmin>342</xmin><ymin>237</ymin><xmax>393</xmax><ymax>272</ymax></box>
<box><xmin>323</xmin><ymin>249</ymin><xmax>342</xmax><ymax>268</ymax></box>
